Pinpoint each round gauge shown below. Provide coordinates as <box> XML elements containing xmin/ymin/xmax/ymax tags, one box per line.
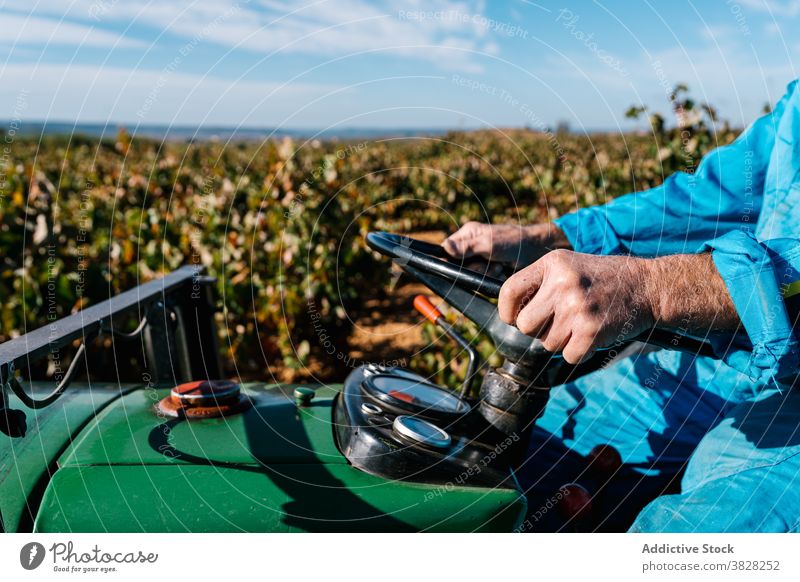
<box><xmin>361</xmin><ymin>373</ymin><xmax>470</xmax><ymax>418</ymax></box>
<box><xmin>364</xmin><ymin>364</ymin><xmax>426</xmax><ymax>383</ymax></box>
<box><xmin>392</xmin><ymin>415</ymin><xmax>451</xmax><ymax>449</ymax></box>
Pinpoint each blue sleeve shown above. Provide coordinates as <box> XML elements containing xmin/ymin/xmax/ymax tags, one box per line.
<box><xmin>701</xmin><ymin>231</ymin><xmax>800</xmax><ymax>386</ymax></box>
<box><xmin>554</xmin><ymin>83</ymin><xmax>794</xmax><ymax>257</ymax></box>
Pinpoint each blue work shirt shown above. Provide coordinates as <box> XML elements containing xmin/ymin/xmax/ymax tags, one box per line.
<box><xmin>554</xmin><ymin>81</ymin><xmax>800</xmax><ymax>388</ymax></box>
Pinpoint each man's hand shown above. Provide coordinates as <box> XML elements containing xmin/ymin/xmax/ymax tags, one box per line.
<box><xmin>443</xmin><ymin>221</ymin><xmax>571</xmax><ymax>268</ymax></box>
<box><xmin>498</xmin><ymin>250</ymin><xmax>740</xmax><ymax>364</ymax></box>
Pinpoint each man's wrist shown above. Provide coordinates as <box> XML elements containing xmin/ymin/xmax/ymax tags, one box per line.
<box><xmin>524</xmin><ymin>223</ymin><xmax>572</xmax><ymax>251</ymax></box>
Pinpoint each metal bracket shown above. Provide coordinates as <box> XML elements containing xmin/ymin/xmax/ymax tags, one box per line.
<box><xmin>0</xmin><ymin>265</ymin><xmax>222</xmax><ymax>411</ymax></box>
<box><xmin>143</xmin><ymin>273</ymin><xmax>222</xmax><ymax>384</ymax></box>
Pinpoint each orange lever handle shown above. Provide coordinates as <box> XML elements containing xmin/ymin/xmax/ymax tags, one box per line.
<box><xmin>414</xmin><ymin>295</ymin><xmax>443</xmax><ymax>324</ymax></box>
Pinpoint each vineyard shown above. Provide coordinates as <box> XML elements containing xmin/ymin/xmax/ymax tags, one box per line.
<box><xmin>0</xmin><ymin>90</ymin><xmax>739</xmax><ymax>387</ymax></box>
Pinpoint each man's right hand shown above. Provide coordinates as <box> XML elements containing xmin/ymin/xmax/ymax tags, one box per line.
<box><xmin>442</xmin><ymin>221</ymin><xmax>572</xmax><ymax>268</ymax></box>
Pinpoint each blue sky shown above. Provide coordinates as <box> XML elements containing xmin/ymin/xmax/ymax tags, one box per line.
<box><xmin>1</xmin><ymin>0</ymin><xmax>798</xmax><ymax>131</ymax></box>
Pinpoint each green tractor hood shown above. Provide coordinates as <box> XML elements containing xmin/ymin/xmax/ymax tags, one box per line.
<box><xmin>1</xmin><ymin>383</ymin><xmax>525</xmax><ymax>532</ymax></box>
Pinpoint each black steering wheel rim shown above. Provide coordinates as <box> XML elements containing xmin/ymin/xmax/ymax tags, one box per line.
<box><xmin>366</xmin><ymin>231</ymin><xmax>506</xmax><ymax>299</ymax></box>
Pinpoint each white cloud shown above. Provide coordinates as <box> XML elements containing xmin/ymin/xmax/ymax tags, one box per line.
<box><xmin>0</xmin><ymin>13</ymin><xmax>144</xmax><ymax>48</ymax></box>
<box><xmin>1</xmin><ymin>0</ymin><xmax>502</xmax><ymax>72</ymax></box>
<box><xmin>737</xmin><ymin>0</ymin><xmax>800</xmax><ymax>17</ymax></box>
<box><xmin>701</xmin><ymin>24</ymin><xmax>739</xmax><ymax>43</ymax></box>
<box><xmin>157</xmin><ymin>0</ymin><xmax>499</xmax><ymax>72</ymax></box>
<box><xmin>0</xmin><ymin>62</ymin><xmax>341</xmax><ymax>125</ymax></box>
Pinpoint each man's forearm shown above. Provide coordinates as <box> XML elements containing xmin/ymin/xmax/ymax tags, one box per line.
<box><xmin>643</xmin><ymin>253</ymin><xmax>740</xmax><ymax>334</ymax></box>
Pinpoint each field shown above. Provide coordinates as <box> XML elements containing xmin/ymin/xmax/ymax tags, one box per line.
<box><xmin>0</xmin><ymin>92</ymin><xmax>738</xmax><ymax>388</ymax></box>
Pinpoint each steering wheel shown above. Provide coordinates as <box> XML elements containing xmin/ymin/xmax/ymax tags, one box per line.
<box><xmin>367</xmin><ymin>231</ymin><xmax>505</xmax><ymax>294</ymax></box>
<box><xmin>367</xmin><ymin>231</ymin><xmax>717</xmax><ymax>384</ymax></box>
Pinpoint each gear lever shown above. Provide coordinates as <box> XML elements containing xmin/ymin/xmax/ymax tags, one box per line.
<box><xmin>413</xmin><ymin>294</ymin><xmax>478</xmax><ymax>397</ymax></box>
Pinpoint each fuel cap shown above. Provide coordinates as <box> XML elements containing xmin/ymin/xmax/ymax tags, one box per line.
<box><xmin>392</xmin><ymin>415</ymin><xmax>451</xmax><ymax>449</ymax></box>
<box><xmin>172</xmin><ymin>380</ymin><xmax>241</xmax><ymax>405</ymax></box>
<box><xmin>157</xmin><ymin>379</ymin><xmax>251</xmax><ymax>419</ymax></box>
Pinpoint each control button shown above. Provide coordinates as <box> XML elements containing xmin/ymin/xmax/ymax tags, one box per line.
<box><xmin>293</xmin><ymin>387</ymin><xmax>315</xmax><ymax>406</ymax></box>
<box><xmin>392</xmin><ymin>415</ymin><xmax>451</xmax><ymax>449</ymax></box>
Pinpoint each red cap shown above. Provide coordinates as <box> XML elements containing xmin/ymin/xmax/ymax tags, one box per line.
<box><xmin>413</xmin><ymin>295</ymin><xmax>442</xmax><ymax>324</ymax></box>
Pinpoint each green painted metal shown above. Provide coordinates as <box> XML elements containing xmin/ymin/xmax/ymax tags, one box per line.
<box><xmin>0</xmin><ymin>384</ymin><xmax>127</xmax><ymax>532</ymax></box>
<box><xmin>34</xmin><ymin>464</ymin><xmax>525</xmax><ymax>532</ymax></box>
<box><xmin>6</xmin><ymin>381</ymin><xmax>526</xmax><ymax>532</ymax></box>
<box><xmin>58</xmin><ymin>384</ymin><xmax>345</xmax><ymax>467</ymax></box>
